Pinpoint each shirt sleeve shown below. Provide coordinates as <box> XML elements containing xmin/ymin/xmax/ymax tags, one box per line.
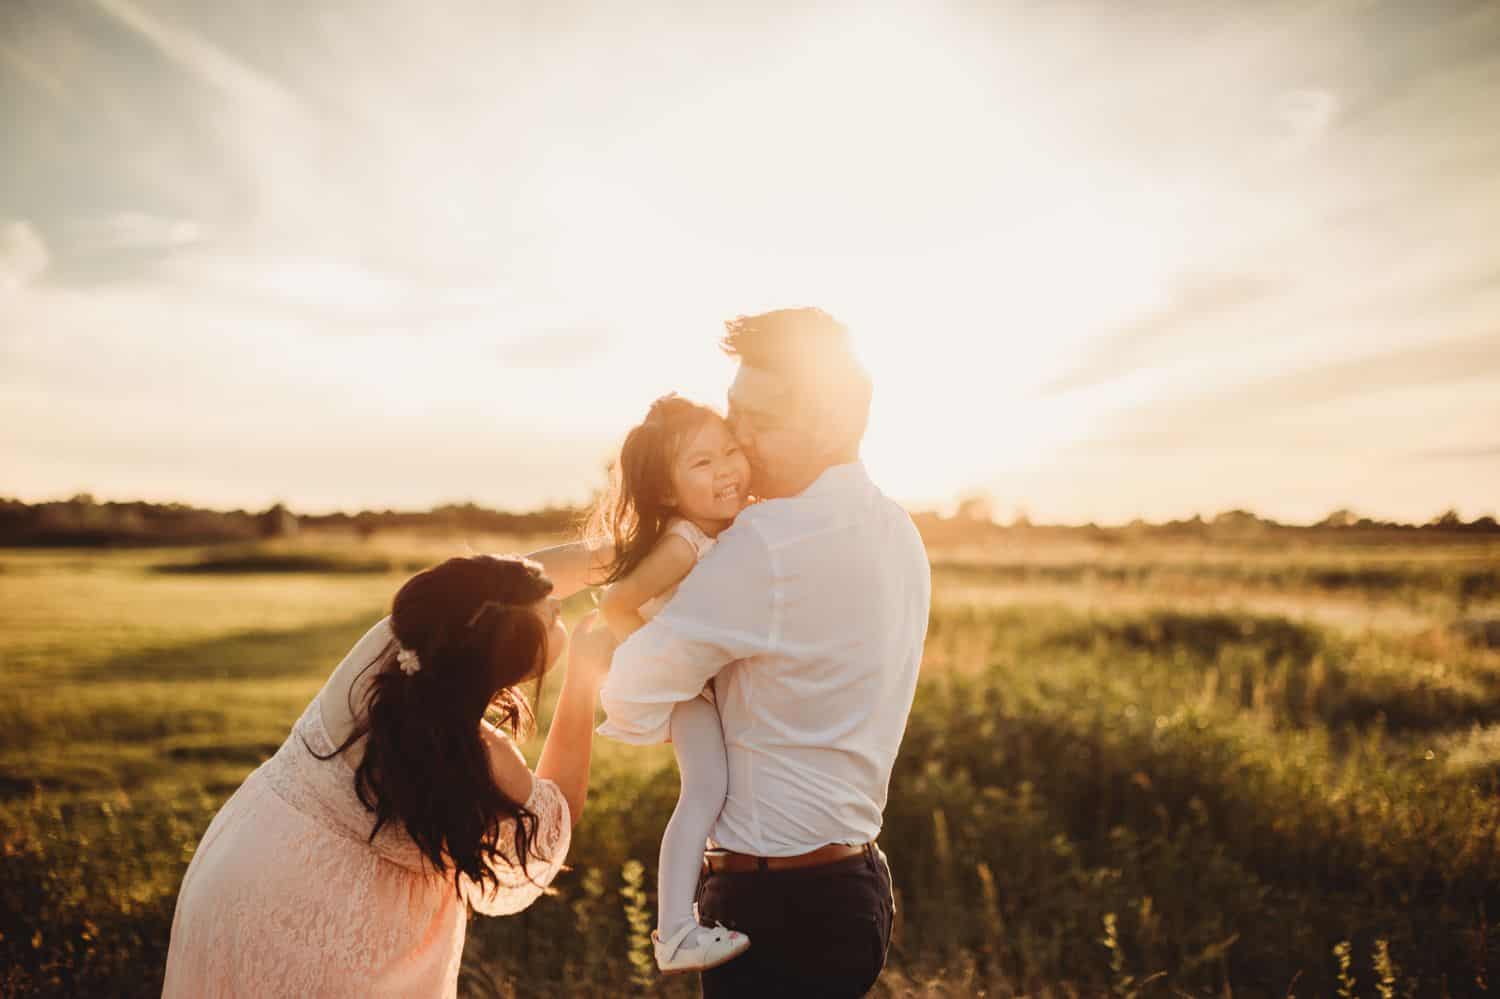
<box><xmin>596</xmin><ymin>519</ymin><xmax>776</xmax><ymax>744</ymax></box>
<box><xmin>462</xmin><ymin>776</ymin><xmax>572</xmax><ymax>917</ymax></box>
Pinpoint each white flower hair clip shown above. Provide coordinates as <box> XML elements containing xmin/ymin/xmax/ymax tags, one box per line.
<box><xmin>396</xmin><ymin>646</ymin><xmax>422</xmax><ymax>676</ymax></box>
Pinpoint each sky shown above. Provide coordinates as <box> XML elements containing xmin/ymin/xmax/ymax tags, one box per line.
<box><xmin>2</xmin><ymin>0</ymin><xmax>1498</xmax><ymax>524</ymax></box>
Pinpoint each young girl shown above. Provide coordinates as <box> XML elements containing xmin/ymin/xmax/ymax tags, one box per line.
<box><xmin>589</xmin><ymin>393</ymin><xmax>754</xmax><ymax>974</ymax></box>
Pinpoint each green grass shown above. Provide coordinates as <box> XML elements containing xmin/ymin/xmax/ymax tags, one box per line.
<box><xmin>3</xmin><ymin>535</ymin><xmax>1499</xmax><ymax>996</ymax></box>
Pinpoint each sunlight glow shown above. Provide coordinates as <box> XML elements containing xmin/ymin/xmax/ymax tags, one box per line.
<box><xmin>7</xmin><ymin>1</ymin><xmax>1497</xmax><ymax>521</ymax></box>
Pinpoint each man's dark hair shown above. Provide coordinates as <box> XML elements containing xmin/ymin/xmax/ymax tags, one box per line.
<box><xmin>720</xmin><ymin>307</ymin><xmax>872</xmax><ymax>443</ymax></box>
<box><xmin>720</xmin><ymin>307</ymin><xmax>853</xmax><ymax>372</ymax></box>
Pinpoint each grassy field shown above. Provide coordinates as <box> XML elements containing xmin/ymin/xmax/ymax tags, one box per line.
<box><xmin>3</xmin><ymin>531</ymin><xmax>1500</xmax><ymax>996</ymax></box>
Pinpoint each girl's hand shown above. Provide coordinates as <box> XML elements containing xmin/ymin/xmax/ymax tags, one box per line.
<box><xmin>567</xmin><ymin>610</ymin><xmax>617</xmax><ymax>687</ymax></box>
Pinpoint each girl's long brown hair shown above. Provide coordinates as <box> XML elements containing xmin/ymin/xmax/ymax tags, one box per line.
<box><xmin>310</xmin><ymin>555</ymin><xmax>555</xmax><ymax>898</ymax></box>
<box><xmin>585</xmin><ymin>393</ymin><xmax>721</xmax><ymax>584</ymax></box>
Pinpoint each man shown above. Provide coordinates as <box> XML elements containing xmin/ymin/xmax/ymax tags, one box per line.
<box><xmin>599</xmin><ymin>307</ymin><xmax>932</xmax><ymax>997</ymax></box>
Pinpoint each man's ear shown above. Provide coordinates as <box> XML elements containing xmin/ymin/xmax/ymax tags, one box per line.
<box><xmin>807</xmin><ymin>363</ymin><xmax>871</xmax><ymax>460</ymax></box>
<box><xmin>806</xmin><ymin>401</ymin><xmax>844</xmax><ymax>460</ymax></box>
<box><xmin>807</xmin><ymin>393</ymin><xmax>859</xmax><ymax>461</ymax></box>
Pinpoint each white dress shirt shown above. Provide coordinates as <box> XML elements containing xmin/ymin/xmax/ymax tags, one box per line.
<box><xmin>598</xmin><ymin>461</ymin><xmax>931</xmax><ymax>856</ymax></box>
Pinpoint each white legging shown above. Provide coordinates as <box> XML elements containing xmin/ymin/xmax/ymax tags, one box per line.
<box><xmin>658</xmin><ymin>695</ymin><xmax>728</xmax><ymax>937</ymax></box>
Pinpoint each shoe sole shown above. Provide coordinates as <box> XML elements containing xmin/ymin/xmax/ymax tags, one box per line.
<box><xmin>657</xmin><ymin>940</ymin><xmax>752</xmax><ymax>976</ymax></box>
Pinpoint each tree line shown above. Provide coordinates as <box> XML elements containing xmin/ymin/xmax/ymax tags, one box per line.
<box><xmin>1</xmin><ymin>494</ymin><xmax>1495</xmax><ymax>549</ymax></box>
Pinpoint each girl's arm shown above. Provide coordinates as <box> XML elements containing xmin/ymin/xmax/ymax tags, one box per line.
<box><xmin>525</xmin><ymin>541</ymin><xmax>614</xmax><ymax>601</ymax></box>
<box><xmin>598</xmin><ymin>535</ymin><xmax>697</xmax><ymax>641</ymax></box>
<box><xmin>481</xmin><ymin>717</ymin><xmax>536</xmax><ymax>804</ymax></box>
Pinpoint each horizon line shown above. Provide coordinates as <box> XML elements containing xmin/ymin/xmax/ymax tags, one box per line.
<box><xmin>6</xmin><ymin>491</ymin><xmax>1495</xmax><ymax>533</ymax></box>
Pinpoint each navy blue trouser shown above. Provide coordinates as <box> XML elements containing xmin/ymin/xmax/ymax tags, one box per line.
<box><xmin>695</xmin><ymin>843</ymin><xmax>895</xmax><ymax>998</ymax></box>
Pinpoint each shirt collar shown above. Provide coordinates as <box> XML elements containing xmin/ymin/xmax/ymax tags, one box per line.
<box><xmin>796</xmin><ymin>461</ymin><xmax>872</xmax><ymax>499</ymax></box>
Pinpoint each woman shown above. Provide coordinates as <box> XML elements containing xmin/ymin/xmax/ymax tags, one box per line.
<box><xmin>163</xmin><ymin>553</ymin><xmax>614</xmax><ymax>998</ymax></box>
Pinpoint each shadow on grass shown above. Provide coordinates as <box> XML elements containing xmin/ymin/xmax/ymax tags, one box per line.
<box><xmin>75</xmin><ymin>611</ymin><xmax>382</xmax><ymax>684</ymax></box>
<box><xmin>153</xmin><ymin>552</ymin><xmax>425</xmax><ymax>575</ymax></box>
<box><xmin>1039</xmin><ymin>609</ymin><xmax>1324</xmax><ymax>666</ymax></box>
<box><xmin>0</xmin><ymin>773</ymin><xmax>73</xmax><ymax>797</ymax></box>
<box><xmin>161</xmin><ymin>740</ymin><xmax>282</xmax><ymax>765</ymax></box>
<box><xmin>2</xmin><ymin>612</ymin><xmax>377</xmax><ymax>799</ymax></box>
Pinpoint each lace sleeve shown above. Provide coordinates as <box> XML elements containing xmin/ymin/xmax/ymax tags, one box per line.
<box><xmin>461</xmin><ymin>776</ymin><xmax>572</xmax><ymax>917</ymax></box>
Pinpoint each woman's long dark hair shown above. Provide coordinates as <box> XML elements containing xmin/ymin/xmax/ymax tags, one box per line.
<box><xmin>585</xmin><ymin>393</ymin><xmax>721</xmax><ymax>584</ymax></box>
<box><xmin>314</xmin><ymin>554</ymin><xmax>555</xmax><ymax>899</ymax></box>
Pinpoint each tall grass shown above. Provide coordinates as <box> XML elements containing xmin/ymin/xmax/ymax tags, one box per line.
<box><xmin>4</xmin><ymin>540</ymin><xmax>1499</xmax><ymax>996</ymax></box>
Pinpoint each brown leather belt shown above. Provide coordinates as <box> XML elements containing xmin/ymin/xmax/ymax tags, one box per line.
<box><xmin>703</xmin><ymin>841</ymin><xmax>873</xmax><ymax>874</ymax></box>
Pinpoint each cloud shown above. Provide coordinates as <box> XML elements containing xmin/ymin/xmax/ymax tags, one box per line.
<box><xmin>0</xmin><ymin>221</ymin><xmax>49</xmax><ymax>293</ymax></box>
<box><xmin>1395</xmin><ymin>263</ymin><xmax>1500</xmax><ymax>315</ymax></box>
<box><xmin>39</xmin><ymin>213</ymin><xmax>210</xmax><ymax>287</ymax></box>
<box><xmin>1276</xmin><ymin>88</ymin><xmax>1341</xmax><ymax>151</ymax></box>
<box><xmin>1409</xmin><ymin>443</ymin><xmax>1500</xmax><ymax>462</ymax></box>
<box><xmin>497</xmin><ymin>328</ymin><xmax>613</xmax><ymax>369</ymax></box>
<box><xmin>1043</xmin><ymin>273</ymin><xmax>1279</xmax><ymax>396</ymax></box>
<box><xmin>0</xmin><ymin>36</ymin><xmax>70</xmax><ymax>105</ymax></box>
<box><xmin>88</xmin><ymin>0</ymin><xmax>297</xmax><ymax>114</ymax></box>
<box><xmin>70</xmin><ymin>212</ymin><xmax>205</xmax><ymax>253</ymax></box>
<box><xmin>152</xmin><ymin>250</ymin><xmax>441</xmax><ymax>330</ymax></box>
<box><xmin>1205</xmin><ymin>331</ymin><xmax>1500</xmax><ymax>410</ymax></box>
<box><xmin>1068</xmin><ymin>330</ymin><xmax>1500</xmax><ymax>454</ymax></box>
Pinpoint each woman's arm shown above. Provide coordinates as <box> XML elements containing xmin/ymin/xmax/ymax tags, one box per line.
<box><xmin>317</xmin><ymin>617</ymin><xmax>398</xmax><ymax>749</ymax></box>
<box><xmin>481</xmin><ymin>719</ymin><xmax>536</xmax><ymax>804</ymax></box>
<box><xmin>482</xmin><ymin>611</ymin><xmax>613</xmax><ymax>826</ymax></box>
<box><xmin>598</xmin><ymin>535</ymin><xmax>696</xmax><ymax>641</ymax></box>
<box><xmin>525</xmin><ymin>540</ymin><xmax>613</xmax><ymax>601</ymax></box>
<box><xmin>533</xmin><ymin>611</ymin><xmax>615</xmax><ymax>825</ymax></box>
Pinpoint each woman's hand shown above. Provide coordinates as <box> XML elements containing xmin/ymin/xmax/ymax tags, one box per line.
<box><xmin>566</xmin><ymin>610</ymin><xmax>617</xmax><ymax>688</ymax></box>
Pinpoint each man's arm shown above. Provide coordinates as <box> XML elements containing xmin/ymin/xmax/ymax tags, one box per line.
<box><xmin>596</xmin><ymin>521</ymin><xmax>775</xmax><ymax>744</ymax></box>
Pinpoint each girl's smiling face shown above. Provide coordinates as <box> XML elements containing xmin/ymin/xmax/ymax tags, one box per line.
<box><xmin>668</xmin><ymin>415</ymin><xmax>751</xmax><ymax>530</ymax></box>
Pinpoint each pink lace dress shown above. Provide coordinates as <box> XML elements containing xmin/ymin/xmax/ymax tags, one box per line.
<box><xmin>162</xmin><ymin>628</ymin><xmax>571</xmax><ymax>999</ymax></box>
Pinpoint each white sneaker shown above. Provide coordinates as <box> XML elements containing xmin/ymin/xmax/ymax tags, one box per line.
<box><xmin>652</xmin><ymin>921</ymin><xmax>751</xmax><ymax>975</ymax></box>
